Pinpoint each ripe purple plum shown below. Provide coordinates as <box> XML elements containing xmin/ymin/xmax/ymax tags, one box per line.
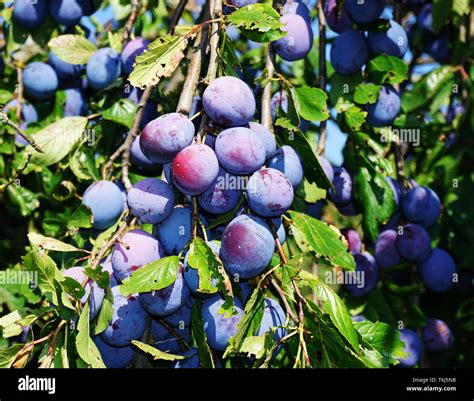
<box><xmin>256</xmin><ymin>298</ymin><xmax>287</xmax><ymax>342</ymax></box>
<box><xmin>267</xmin><ymin>145</ymin><xmax>303</xmax><ymax>188</ymax></box>
<box><xmin>121</xmin><ymin>37</ymin><xmax>150</xmax><ymax>76</ymax></box>
<box><xmin>130</xmin><ymin>135</ymin><xmax>160</xmax><ymax>171</ymax></box>
<box><xmin>246</xmin><ymin>168</ymin><xmax>294</xmax><ymax>217</ymax></box>
<box><xmin>111</xmin><ymin>229</ymin><xmax>164</xmax><ymax>282</ymax></box>
<box><xmin>248</xmin><ymin>122</ymin><xmax>276</xmax><ymax>159</ymax></box>
<box><xmin>93</xmin><ymin>336</ymin><xmax>135</xmax><ymax>368</ymax></box>
<box><xmin>419</xmin><ymin>248</ymin><xmax>456</xmax><ymax>293</ymax></box>
<box><xmin>215</xmin><ymin>127</ymin><xmax>266</xmax><ymax>175</ymax></box>
<box><xmin>197</xmin><ymin>168</ymin><xmax>243</xmax><ymax>215</ymax></box>
<box><xmin>273</xmin><ymin>14</ymin><xmax>313</xmax><ymax>61</ymax></box>
<box><xmin>343</xmin><ymin>0</ymin><xmax>386</xmax><ymax>24</ymax></box>
<box><xmin>202</xmin><ymin>76</ymin><xmax>256</xmax><ymax>127</ymax></box>
<box><xmin>374</xmin><ymin>229</ymin><xmax>402</xmax><ymax>269</ymax></box>
<box><xmin>13</xmin><ymin>0</ymin><xmax>47</xmax><ymax>29</ymax></box>
<box><xmin>82</xmin><ymin>180</ymin><xmax>125</xmax><ymax>230</ymax></box>
<box><xmin>139</xmin><ymin>263</ymin><xmax>190</xmax><ymax>316</ymax></box>
<box><xmin>318</xmin><ymin>156</ymin><xmax>334</xmax><ymax>183</ymax></box>
<box><xmin>330</xmin><ymin>30</ymin><xmax>369</xmax><ymax>75</ymax></box>
<box><xmin>49</xmin><ymin>52</ymin><xmax>83</xmax><ymax>81</ymax></box>
<box><xmin>173</xmin><ymin>347</ymin><xmax>200</xmax><ymax>368</ymax></box>
<box><xmin>201</xmin><ymin>296</ymin><xmax>244</xmax><ymax>351</ymax></box>
<box><xmin>49</xmin><ymin>0</ymin><xmax>90</xmax><ymax>27</ymax></box>
<box><xmin>368</xmin><ymin>20</ymin><xmax>409</xmax><ymax>58</ymax></box>
<box><xmin>386</xmin><ymin>177</ymin><xmax>403</xmax><ymax>209</ymax></box>
<box><xmin>395</xmin><ymin>224</ymin><xmax>431</xmax><ymax>262</ymax></box>
<box><xmin>325</xmin><ymin>0</ymin><xmax>352</xmax><ymax>33</ymax></box>
<box><xmin>398</xmin><ymin>328</ymin><xmax>424</xmax><ymax>368</ymax></box>
<box><xmin>367</xmin><ymin>85</ymin><xmax>400</xmax><ymax>127</ymax></box>
<box><xmin>163</xmin><ymin>297</ymin><xmax>194</xmax><ymax>327</ymax></box>
<box><xmin>100</xmin><ymin>286</ymin><xmax>149</xmax><ymax>347</ymax></box>
<box><xmin>403</xmin><ymin>186</ymin><xmax>441</xmax><ymax>228</ymax></box>
<box><xmin>63</xmin><ymin>89</ymin><xmax>87</xmax><ymax>117</ymax></box>
<box><xmin>127</xmin><ymin>178</ymin><xmax>175</xmax><ymax>224</ymax></box>
<box><xmin>329</xmin><ymin>167</ymin><xmax>353</xmax><ymax>206</ymax></box>
<box><xmin>428</xmin><ymin>34</ymin><xmax>450</xmax><ymax>63</ymax></box>
<box><xmin>220</xmin><ymin>214</ymin><xmax>275</xmax><ymax>279</ymax></box>
<box><xmin>341</xmin><ymin>228</ymin><xmax>362</xmax><ymax>254</ymax></box>
<box><xmin>155</xmin><ymin>206</ymin><xmax>192</xmax><ymax>255</ymax></box>
<box><xmin>86</xmin><ymin>48</ymin><xmax>121</xmax><ymax>91</ymax></box>
<box><xmin>345</xmin><ymin>252</ymin><xmax>379</xmax><ymax>297</ymax></box>
<box><xmin>184</xmin><ymin>242</ymin><xmax>220</xmax><ymax>295</ymax></box>
<box><xmin>171</xmin><ymin>144</ymin><xmax>220</xmax><ymax>195</ymax></box>
<box><xmin>23</xmin><ymin>62</ymin><xmax>59</xmax><ymax>100</ymax></box>
<box><xmin>423</xmin><ymin>319</ymin><xmax>454</xmax><ymax>351</ymax></box>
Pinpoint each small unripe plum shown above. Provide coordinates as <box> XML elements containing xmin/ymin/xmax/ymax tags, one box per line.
<box><xmin>93</xmin><ymin>336</ymin><xmax>134</xmax><ymax>368</ymax></box>
<box><xmin>121</xmin><ymin>37</ymin><xmax>150</xmax><ymax>76</ymax></box>
<box><xmin>201</xmin><ymin>296</ymin><xmax>244</xmax><ymax>351</ymax></box>
<box><xmin>131</xmin><ymin>135</ymin><xmax>160</xmax><ymax>171</ymax></box>
<box><xmin>127</xmin><ymin>178</ymin><xmax>175</xmax><ymax>224</ymax></box>
<box><xmin>82</xmin><ymin>180</ymin><xmax>125</xmax><ymax>230</ymax></box>
<box><xmin>100</xmin><ymin>286</ymin><xmax>149</xmax><ymax>347</ymax></box>
<box><xmin>202</xmin><ymin>76</ymin><xmax>256</xmax><ymax>127</ymax></box>
<box><xmin>273</xmin><ymin>14</ymin><xmax>313</xmax><ymax>61</ymax></box>
<box><xmin>344</xmin><ymin>252</ymin><xmax>379</xmax><ymax>297</ymax></box>
<box><xmin>256</xmin><ymin>298</ymin><xmax>287</xmax><ymax>343</ymax></box>
<box><xmin>140</xmin><ymin>113</ymin><xmax>195</xmax><ymax>164</ymax></box>
<box><xmin>248</xmin><ymin>122</ymin><xmax>276</xmax><ymax>159</ymax></box>
<box><xmin>318</xmin><ymin>156</ymin><xmax>334</xmax><ymax>183</ymax></box>
<box><xmin>329</xmin><ymin>167</ymin><xmax>352</xmax><ymax>206</ymax></box>
<box><xmin>419</xmin><ymin>248</ymin><xmax>456</xmax><ymax>293</ymax></box>
<box><xmin>403</xmin><ymin>186</ymin><xmax>441</xmax><ymax>228</ymax></box>
<box><xmin>367</xmin><ymin>85</ymin><xmax>400</xmax><ymax>127</ymax></box>
<box><xmin>344</xmin><ymin>0</ymin><xmax>386</xmax><ymax>24</ymax></box>
<box><xmin>325</xmin><ymin>0</ymin><xmax>352</xmax><ymax>33</ymax></box>
<box><xmin>49</xmin><ymin>52</ymin><xmax>83</xmax><ymax>81</ymax></box>
<box><xmin>374</xmin><ymin>229</ymin><xmax>402</xmax><ymax>269</ymax></box>
<box><xmin>330</xmin><ymin>30</ymin><xmax>369</xmax><ymax>75</ymax></box>
<box><xmin>341</xmin><ymin>228</ymin><xmax>362</xmax><ymax>254</ymax></box>
<box><xmin>246</xmin><ymin>168</ymin><xmax>294</xmax><ymax>217</ymax></box>
<box><xmin>155</xmin><ymin>206</ymin><xmax>192</xmax><ymax>255</ymax></box>
<box><xmin>423</xmin><ymin>319</ymin><xmax>454</xmax><ymax>351</ymax></box>
<box><xmin>23</xmin><ymin>62</ymin><xmax>59</xmax><ymax>100</ymax></box>
<box><xmin>198</xmin><ymin>168</ymin><xmax>243</xmax><ymax>215</ymax></box>
<box><xmin>86</xmin><ymin>48</ymin><xmax>121</xmax><ymax>91</ymax></box>
<box><xmin>49</xmin><ymin>0</ymin><xmax>90</xmax><ymax>27</ymax></box>
<box><xmin>215</xmin><ymin>127</ymin><xmax>266</xmax><ymax>175</ymax></box>
<box><xmin>13</xmin><ymin>0</ymin><xmax>47</xmax><ymax>29</ymax></box>
<box><xmin>220</xmin><ymin>214</ymin><xmax>275</xmax><ymax>279</ymax></box>
<box><xmin>63</xmin><ymin>89</ymin><xmax>87</xmax><ymax>117</ymax></box>
<box><xmin>111</xmin><ymin>229</ymin><xmax>164</xmax><ymax>282</ymax></box>
<box><xmin>398</xmin><ymin>328</ymin><xmax>423</xmax><ymax>368</ymax></box>
<box><xmin>368</xmin><ymin>20</ymin><xmax>409</xmax><ymax>58</ymax></box>
<box><xmin>171</xmin><ymin>144</ymin><xmax>219</xmax><ymax>195</ymax></box>
<box><xmin>418</xmin><ymin>4</ymin><xmax>433</xmax><ymax>32</ymax></box>
<box><xmin>139</xmin><ymin>262</ymin><xmax>190</xmax><ymax>316</ymax></box>
<box><xmin>395</xmin><ymin>224</ymin><xmax>431</xmax><ymax>262</ymax></box>
<box><xmin>267</xmin><ymin>145</ymin><xmax>303</xmax><ymax>188</ymax></box>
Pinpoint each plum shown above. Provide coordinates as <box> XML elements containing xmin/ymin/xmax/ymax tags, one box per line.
<box><xmin>23</xmin><ymin>62</ymin><xmax>59</xmax><ymax>100</ymax></box>
<box><xmin>127</xmin><ymin>178</ymin><xmax>175</xmax><ymax>224</ymax></box>
<box><xmin>63</xmin><ymin>88</ymin><xmax>87</xmax><ymax>117</ymax></box>
<box><xmin>428</xmin><ymin>34</ymin><xmax>450</xmax><ymax>64</ymax></box>
<box><xmin>215</xmin><ymin>127</ymin><xmax>266</xmax><ymax>175</ymax></box>
<box><xmin>272</xmin><ymin>217</ymin><xmax>286</xmax><ymax>245</ymax></box>
<box><xmin>121</xmin><ymin>37</ymin><xmax>150</xmax><ymax>76</ymax></box>
<box><xmin>423</xmin><ymin>319</ymin><xmax>454</xmax><ymax>351</ymax></box>
<box><xmin>130</xmin><ymin>135</ymin><xmax>160</xmax><ymax>171</ymax></box>
<box><xmin>419</xmin><ymin>248</ymin><xmax>456</xmax><ymax>293</ymax></box>
<box><xmin>368</xmin><ymin>20</ymin><xmax>408</xmax><ymax>58</ymax></box>
<box><xmin>163</xmin><ymin>297</ymin><xmax>194</xmax><ymax>327</ymax></box>
<box><xmin>100</xmin><ymin>286</ymin><xmax>149</xmax><ymax>347</ymax></box>
<box><xmin>395</xmin><ymin>224</ymin><xmax>431</xmax><ymax>262</ymax></box>
<box><xmin>86</xmin><ymin>48</ymin><xmax>121</xmax><ymax>91</ymax></box>
<box><xmin>49</xmin><ymin>52</ymin><xmax>83</xmax><ymax>81</ymax></box>
<box><xmin>398</xmin><ymin>328</ymin><xmax>424</xmax><ymax>368</ymax></box>
<box><xmin>139</xmin><ymin>263</ymin><xmax>190</xmax><ymax>316</ymax></box>
<box><xmin>202</xmin><ymin>76</ymin><xmax>256</xmax><ymax>127</ymax></box>
<box><xmin>318</xmin><ymin>156</ymin><xmax>334</xmax><ymax>183</ymax></box>
<box><xmin>246</xmin><ymin>168</ymin><xmax>294</xmax><ymax>217</ymax></box>
<box><xmin>330</xmin><ymin>30</ymin><xmax>369</xmax><ymax>75</ymax></box>
<box><xmin>282</xmin><ymin>0</ymin><xmax>311</xmax><ymax>21</ymax></box>
<box><xmin>171</xmin><ymin>144</ymin><xmax>219</xmax><ymax>195</ymax></box>
<box><xmin>386</xmin><ymin>177</ymin><xmax>403</xmax><ymax>209</ymax></box>
<box><xmin>418</xmin><ymin>4</ymin><xmax>433</xmax><ymax>32</ymax></box>
<box><xmin>93</xmin><ymin>336</ymin><xmax>135</xmax><ymax>368</ymax></box>
<box><xmin>273</xmin><ymin>14</ymin><xmax>313</xmax><ymax>61</ymax></box>
<box><xmin>257</xmin><ymin>298</ymin><xmax>287</xmax><ymax>343</ymax></box>
<box><xmin>151</xmin><ymin>320</ymin><xmax>190</xmax><ymax>354</ymax></box>
<box><xmin>267</xmin><ymin>145</ymin><xmax>303</xmax><ymax>188</ymax></box>
<box><xmin>155</xmin><ymin>206</ymin><xmax>192</xmax><ymax>255</ymax></box>
<box><xmin>13</xmin><ymin>0</ymin><xmax>47</xmax><ymax>29</ymax></box>
<box><xmin>344</xmin><ymin>0</ymin><xmax>386</xmax><ymax>24</ymax></box>
<box><xmin>403</xmin><ymin>186</ymin><xmax>441</xmax><ymax>228</ymax></box>
<box><xmin>49</xmin><ymin>0</ymin><xmax>90</xmax><ymax>27</ymax></box>
<box><xmin>248</xmin><ymin>122</ymin><xmax>276</xmax><ymax>159</ymax></box>
<box><xmin>111</xmin><ymin>229</ymin><xmax>164</xmax><ymax>282</ymax></box>
<box><xmin>344</xmin><ymin>252</ymin><xmax>379</xmax><ymax>297</ymax></box>
<box><xmin>374</xmin><ymin>229</ymin><xmax>402</xmax><ymax>269</ymax></box>
<box><xmin>173</xmin><ymin>347</ymin><xmax>201</xmax><ymax>368</ymax></box>
<box><xmin>220</xmin><ymin>214</ymin><xmax>275</xmax><ymax>279</ymax></box>
<box><xmin>82</xmin><ymin>180</ymin><xmax>125</xmax><ymax>230</ymax></box>
<box><xmin>201</xmin><ymin>296</ymin><xmax>244</xmax><ymax>351</ymax></box>
<box><xmin>329</xmin><ymin>167</ymin><xmax>352</xmax><ymax>206</ymax></box>
<box><xmin>367</xmin><ymin>85</ymin><xmax>400</xmax><ymax>127</ymax></box>
<box><xmin>184</xmin><ymin>242</ymin><xmax>220</xmax><ymax>295</ymax></box>
<box><xmin>197</xmin><ymin>168</ymin><xmax>243</xmax><ymax>215</ymax></box>
<box><xmin>125</xmin><ymin>86</ymin><xmax>158</xmax><ymax>129</ymax></box>
<box><xmin>140</xmin><ymin>113</ymin><xmax>195</xmax><ymax>164</ymax></box>
<box><xmin>325</xmin><ymin>0</ymin><xmax>352</xmax><ymax>33</ymax></box>
<box><xmin>163</xmin><ymin>162</ymin><xmax>173</xmax><ymax>184</ymax></box>
<box><xmin>341</xmin><ymin>228</ymin><xmax>362</xmax><ymax>254</ymax></box>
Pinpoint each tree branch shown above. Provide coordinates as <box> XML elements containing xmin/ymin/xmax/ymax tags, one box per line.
<box><xmin>204</xmin><ymin>0</ymin><xmax>222</xmax><ymax>84</ymax></box>
<box><xmin>169</xmin><ymin>0</ymin><xmax>190</xmax><ymax>35</ymax></box>
<box><xmin>316</xmin><ymin>0</ymin><xmax>327</xmax><ymax>156</ymax></box>
<box><xmin>122</xmin><ymin>0</ymin><xmax>142</xmax><ymax>43</ymax></box>
<box><xmin>261</xmin><ymin>44</ymin><xmax>276</xmax><ymax>131</ymax></box>
<box><xmin>0</xmin><ymin>112</ymin><xmax>43</xmax><ymax>153</ymax></box>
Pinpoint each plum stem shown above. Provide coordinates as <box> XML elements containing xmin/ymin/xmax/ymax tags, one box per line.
<box><xmin>270</xmin><ymin>277</ymin><xmax>298</xmax><ymax>322</ymax></box>
<box><xmin>261</xmin><ymin>44</ymin><xmax>276</xmax><ymax>132</ymax></box>
<box><xmin>316</xmin><ymin>0</ymin><xmax>327</xmax><ymax>156</ymax></box>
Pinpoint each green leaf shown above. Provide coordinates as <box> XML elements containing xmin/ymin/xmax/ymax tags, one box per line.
<box><xmin>329</xmin><ymin>73</ymin><xmax>363</xmax><ymax>106</ymax></box>
<box><xmin>128</xmin><ymin>26</ymin><xmax>196</xmax><ymax>89</ymax></box>
<box><xmin>27</xmin><ymin>233</ymin><xmax>84</xmax><ymax>253</ymax></box>
<box><xmin>0</xmin><ymin>311</ymin><xmax>38</xmax><ymax>339</ymax></box>
<box><xmin>353</xmin><ymin>83</ymin><xmax>381</xmax><ymax>105</ymax></box>
<box><xmin>48</xmin><ymin>34</ymin><xmax>97</xmax><ymax>65</ymax></box>
<box><xmin>102</xmin><ymin>99</ymin><xmax>137</xmax><ymax>129</ymax></box>
<box><xmin>119</xmin><ymin>256</ymin><xmax>180</xmax><ymax>296</ymax></box>
<box><xmin>288</xmin><ymin>211</ymin><xmax>355</xmax><ymax>271</ymax></box>
<box><xmin>452</xmin><ymin>0</ymin><xmax>470</xmax><ymax>15</ymax></box>
<box><xmin>69</xmin><ymin>147</ymin><xmax>100</xmax><ymax>182</ymax></box>
<box><xmin>94</xmin><ymin>286</ymin><xmax>114</xmax><ymax>335</ymax></box>
<box><xmin>75</xmin><ymin>303</ymin><xmax>106</xmax><ymax>368</ymax></box>
<box><xmin>432</xmin><ymin>0</ymin><xmax>452</xmax><ymax>33</ymax></box>
<box><xmin>343</xmin><ymin>104</ymin><xmax>367</xmax><ymax>132</ymax></box>
<box><xmin>68</xmin><ymin>204</ymin><xmax>93</xmax><ymax>229</ymax></box>
<box><xmin>26</xmin><ymin>117</ymin><xmax>89</xmax><ymax>167</ymax></box>
<box><xmin>187</xmin><ymin>238</ymin><xmax>218</xmax><ymax>294</ymax></box>
<box><xmin>368</xmin><ymin>54</ymin><xmax>408</xmax><ymax>85</ymax></box>
<box><xmin>191</xmin><ymin>301</ymin><xmax>215</xmax><ymax>368</ymax></box>
<box><xmin>238</xmin><ymin>335</ymin><xmax>267</xmax><ymax>359</ymax></box>
<box><xmin>132</xmin><ymin>340</ymin><xmax>185</xmax><ymax>361</ymax></box>
<box><xmin>293</xmin><ymin>86</ymin><xmax>329</xmax><ymax>122</ymax></box>
<box><xmin>0</xmin><ymin>344</ymin><xmax>24</xmax><ymax>369</ymax></box>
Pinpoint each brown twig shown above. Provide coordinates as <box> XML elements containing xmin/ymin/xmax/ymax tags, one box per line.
<box><xmin>270</xmin><ymin>277</ymin><xmax>297</xmax><ymax>322</ymax></box>
<box><xmin>0</xmin><ymin>112</ymin><xmax>43</xmax><ymax>153</ymax></box>
<box><xmin>169</xmin><ymin>0</ymin><xmax>190</xmax><ymax>35</ymax></box>
<box><xmin>261</xmin><ymin>44</ymin><xmax>276</xmax><ymax>131</ymax></box>
<box><xmin>15</xmin><ymin>66</ymin><xmax>24</xmax><ymax>124</ymax></box>
<box><xmin>0</xmin><ymin>152</ymin><xmax>32</xmax><ymax>193</ymax></box>
<box><xmin>204</xmin><ymin>0</ymin><xmax>222</xmax><ymax>84</ymax></box>
<box><xmin>122</xmin><ymin>0</ymin><xmax>142</xmax><ymax>43</ymax></box>
<box><xmin>316</xmin><ymin>0</ymin><xmax>327</xmax><ymax>156</ymax></box>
